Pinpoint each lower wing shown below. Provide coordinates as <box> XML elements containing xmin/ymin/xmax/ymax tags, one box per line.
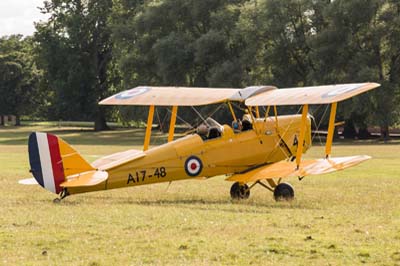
<box><xmin>226</xmin><ymin>155</ymin><xmax>371</xmax><ymax>183</ymax></box>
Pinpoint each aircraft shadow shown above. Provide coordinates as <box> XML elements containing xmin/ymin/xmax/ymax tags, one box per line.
<box><xmin>59</xmin><ymin>195</ymin><xmax>319</xmax><ymax>213</ymax></box>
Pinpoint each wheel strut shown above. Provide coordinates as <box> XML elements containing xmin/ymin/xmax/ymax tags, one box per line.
<box><xmin>252</xmin><ymin>180</ymin><xmax>295</xmax><ymax>201</ymax></box>
<box><xmin>53</xmin><ymin>188</ymin><xmax>69</xmax><ymax>203</ymax></box>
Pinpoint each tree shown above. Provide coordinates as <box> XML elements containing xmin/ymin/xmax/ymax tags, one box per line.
<box><xmin>310</xmin><ymin>0</ymin><xmax>400</xmax><ymax>138</ymax></box>
<box><xmin>110</xmin><ymin>0</ymin><xmax>248</xmax><ymax>124</ymax></box>
<box><xmin>254</xmin><ymin>0</ymin><xmax>317</xmax><ymax>87</ymax></box>
<box><xmin>0</xmin><ymin>35</ymin><xmax>43</xmax><ymax>125</ymax></box>
<box><xmin>35</xmin><ymin>0</ymin><xmax>116</xmax><ymax>130</ymax></box>
<box><xmin>17</xmin><ymin>0</ymin><xmax>398</xmax><ymax>132</ymax></box>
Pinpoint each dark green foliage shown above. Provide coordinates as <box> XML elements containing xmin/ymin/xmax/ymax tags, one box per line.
<box><xmin>109</xmin><ymin>0</ymin><xmax>400</xmax><ymax>134</ymax></box>
<box><xmin>310</xmin><ymin>0</ymin><xmax>400</xmax><ymax>137</ymax></box>
<box><xmin>0</xmin><ymin>0</ymin><xmax>399</xmax><ymax>134</ymax></box>
<box><xmin>0</xmin><ymin>35</ymin><xmax>44</xmax><ymax>124</ymax></box>
<box><xmin>34</xmin><ymin>0</ymin><xmax>117</xmax><ymax>130</ymax></box>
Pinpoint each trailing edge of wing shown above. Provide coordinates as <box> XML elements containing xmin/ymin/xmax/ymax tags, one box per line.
<box><xmin>245</xmin><ymin>83</ymin><xmax>380</xmax><ymax>106</ymax></box>
<box><xmin>99</xmin><ymin>85</ymin><xmax>276</xmax><ymax>106</ymax></box>
<box><xmin>226</xmin><ymin>155</ymin><xmax>371</xmax><ymax>183</ymax></box>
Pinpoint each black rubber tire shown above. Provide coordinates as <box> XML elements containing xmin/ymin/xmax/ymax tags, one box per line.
<box><xmin>230</xmin><ymin>182</ymin><xmax>250</xmax><ymax>200</ymax></box>
<box><xmin>274</xmin><ymin>183</ymin><xmax>294</xmax><ymax>201</ymax></box>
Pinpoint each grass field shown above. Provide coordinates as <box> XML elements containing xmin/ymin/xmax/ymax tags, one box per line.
<box><xmin>1</xmin><ymin>125</ymin><xmax>400</xmax><ymax>265</ymax></box>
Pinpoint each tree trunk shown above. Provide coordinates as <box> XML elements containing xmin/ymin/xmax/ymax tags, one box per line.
<box><xmin>0</xmin><ymin>116</ymin><xmax>4</xmax><ymax>126</ymax></box>
<box><xmin>357</xmin><ymin>127</ymin><xmax>371</xmax><ymax>139</ymax></box>
<box><xmin>15</xmin><ymin>115</ymin><xmax>21</xmax><ymax>126</ymax></box>
<box><xmin>333</xmin><ymin>127</ymin><xmax>339</xmax><ymax>140</ymax></box>
<box><xmin>342</xmin><ymin>119</ymin><xmax>357</xmax><ymax>139</ymax></box>
<box><xmin>94</xmin><ymin>106</ymin><xmax>109</xmax><ymax>131</ymax></box>
<box><xmin>380</xmin><ymin>124</ymin><xmax>390</xmax><ymax>143</ymax></box>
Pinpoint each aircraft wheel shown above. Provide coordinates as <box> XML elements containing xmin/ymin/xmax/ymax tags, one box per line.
<box><xmin>274</xmin><ymin>183</ymin><xmax>294</xmax><ymax>201</ymax></box>
<box><xmin>230</xmin><ymin>182</ymin><xmax>250</xmax><ymax>200</ymax></box>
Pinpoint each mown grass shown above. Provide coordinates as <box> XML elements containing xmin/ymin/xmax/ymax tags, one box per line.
<box><xmin>0</xmin><ymin>125</ymin><xmax>399</xmax><ymax>265</ymax></box>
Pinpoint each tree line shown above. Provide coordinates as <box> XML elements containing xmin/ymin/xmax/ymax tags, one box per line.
<box><xmin>0</xmin><ymin>0</ymin><xmax>399</xmax><ymax>137</ymax></box>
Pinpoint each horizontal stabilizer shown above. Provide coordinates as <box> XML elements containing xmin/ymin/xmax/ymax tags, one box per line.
<box><xmin>18</xmin><ymin>178</ymin><xmax>38</xmax><ymax>185</ymax></box>
<box><xmin>60</xmin><ymin>170</ymin><xmax>108</xmax><ymax>188</ymax></box>
<box><xmin>227</xmin><ymin>155</ymin><xmax>371</xmax><ymax>183</ymax></box>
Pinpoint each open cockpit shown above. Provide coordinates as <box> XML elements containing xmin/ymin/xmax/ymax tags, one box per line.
<box><xmin>196</xmin><ymin>117</ymin><xmax>224</xmax><ymax>141</ymax></box>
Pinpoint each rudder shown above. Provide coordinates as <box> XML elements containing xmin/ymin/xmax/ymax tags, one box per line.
<box><xmin>28</xmin><ymin>132</ymin><xmax>94</xmax><ymax>194</ymax></box>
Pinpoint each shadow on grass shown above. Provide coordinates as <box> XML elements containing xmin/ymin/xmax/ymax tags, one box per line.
<box><xmin>58</xmin><ymin>194</ymin><xmax>319</xmax><ymax>213</ymax></box>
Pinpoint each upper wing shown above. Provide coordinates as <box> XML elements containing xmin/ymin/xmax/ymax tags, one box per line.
<box><xmin>226</xmin><ymin>155</ymin><xmax>371</xmax><ymax>183</ymax></box>
<box><xmin>99</xmin><ymin>86</ymin><xmax>238</xmax><ymax>106</ymax></box>
<box><xmin>99</xmin><ymin>86</ymin><xmax>276</xmax><ymax>106</ymax></box>
<box><xmin>245</xmin><ymin>83</ymin><xmax>380</xmax><ymax>106</ymax></box>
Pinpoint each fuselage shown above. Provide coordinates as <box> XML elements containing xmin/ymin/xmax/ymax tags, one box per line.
<box><xmin>67</xmin><ymin>114</ymin><xmax>311</xmax><ymax>195</ymax></box>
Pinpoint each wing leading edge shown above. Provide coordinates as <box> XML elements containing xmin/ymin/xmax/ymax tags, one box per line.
<box><xmin>99</xmin><ymin>86</ymin><xmax>276</xmax><ymax>106</ymax></box>
<box><xmin>99</xmin><ymin>83</ymin><xmax>379</xmax><ymax>107</ymax></box>
<box><xmin>245</xmin><ymin>82</ymin><xmax>380</xmax><ymax>106</ymax></box>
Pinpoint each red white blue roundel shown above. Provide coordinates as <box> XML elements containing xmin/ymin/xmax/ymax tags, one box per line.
<box><xmin>185</xmin><ymin>156</ymin><xmax>203</xmax><ymax>177</ymax></box>
<box><xmin>115</xmin><ymin>87</ymin><xmax>150</xmax><ymax>100</ymax></box>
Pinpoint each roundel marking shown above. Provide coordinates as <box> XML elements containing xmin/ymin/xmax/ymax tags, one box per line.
<box><xmin>185</xmin><ymin>156</ymin><xmax>203</xmax><ymax>177</ymax></box>
<box><xmin>115</xmin><ymin>87</ymin><xmax>150</xmax><ymax>100</ymax></box>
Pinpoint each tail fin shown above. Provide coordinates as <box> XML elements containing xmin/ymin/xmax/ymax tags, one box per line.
<box><xmin>28</xmin><ymin>132</ymin><xmax>94</xmax><ymax>194</ymax></box>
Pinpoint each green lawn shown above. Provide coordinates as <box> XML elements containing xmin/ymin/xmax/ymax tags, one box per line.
<box><xmin>0</xmin><ymin>125</ymin><xmax>399</xmax><ymax>265</ymax></box>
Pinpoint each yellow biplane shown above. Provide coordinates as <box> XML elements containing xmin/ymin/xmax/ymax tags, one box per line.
<box><xmin>21</xmin><ymin>83</ymin><xmax>380</xmax><ymax>201</ymax></box>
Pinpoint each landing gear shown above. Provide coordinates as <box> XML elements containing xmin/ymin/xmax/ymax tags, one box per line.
<box><xmin>253</xmin><ymin>179</ymin><xmax>295</xmax><ymax>201</ymax></box>
<box><xmin>53</xmin><ymin>198</ymin><xmax>61</xmax><ymax>204</ymax></box>
<box><xmin>230</xmin><ymin>182</ymin><xmax>250</xmax><ymax>200</ymax></box>
<box><xmin>228</xmin><ymin>180</ymin><xmax>294</xmax><ymax>201</ymax></box>
<box><xmin>52</xmin><ymin>188</ymin><xmax>70</xmax><ymax>203</ymax></box>
<box><xmin>273</xmin><ymin>183</ymin><xmax>294</xmax><ymax>201</ymax></box>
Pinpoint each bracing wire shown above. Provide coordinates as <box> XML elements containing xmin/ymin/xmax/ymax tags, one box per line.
<box><xmin>264</xmin><ymin>105</ymin><xmax>303</xmax><ymax>162</ymax></box>
<box><xmin>190</xmin><ymin>104</ymin><xmax>225</xmax><ymax>128</ymax></box>
<box><xmin>165</xmin><ymin>108</ymin><xmax>192</xmax><ymax>128</ymax></box>
<box><xmin>164</xmin><ymin>104</ymin><xmax>225</xmax><ymax>136</ymax></box>
<box><xmin>161</xmin><ymin>110</ymin><xmax>170</xmax><ymax>130</ymax></box>
<box><xmin>155</xmin><ymin>108</ymin><xmax>163</xmax><ymax>132</ymax></box>
<box><xmin>190</xmin><ymin>106</ymin><xmax>208</xmax><ymax>126</ymax></box>
<box><xmin>310</xmin><ymin>104</ymin><xmax>330</xmax><ymax>146</ymax></box>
